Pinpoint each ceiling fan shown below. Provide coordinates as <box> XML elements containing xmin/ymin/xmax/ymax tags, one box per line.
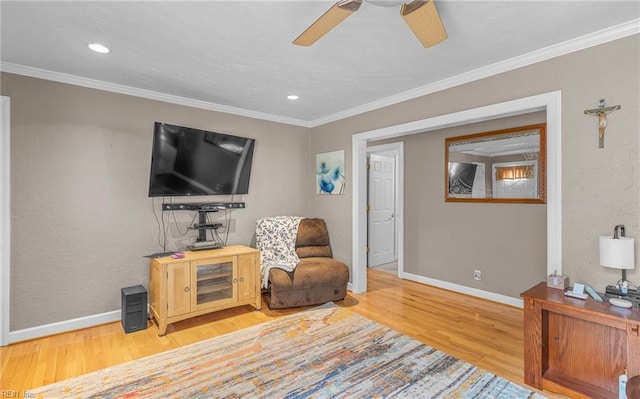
<box><xmin>293</xmin><ymin>0</ymin><xmax>447</xmax><ymax>48</ymax></box>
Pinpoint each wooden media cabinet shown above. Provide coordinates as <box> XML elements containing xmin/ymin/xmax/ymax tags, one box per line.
<box><xmin>521</xmin><ymin>282</ymin><xmax>640</xmax><ymax>399</ymax></box>
<box><xmin>149</xmin><ymin>245</ymin><xmax>261</xmax><ymax>336</ymax></box>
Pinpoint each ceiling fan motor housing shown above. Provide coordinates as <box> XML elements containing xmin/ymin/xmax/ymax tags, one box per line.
<box><xmin>294</xmin><ymin>0</ymin><xmax>447</xmax><ymax>49</ymax></box>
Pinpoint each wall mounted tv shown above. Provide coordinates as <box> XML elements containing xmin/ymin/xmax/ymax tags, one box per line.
<box><xmin>148</xmin><ymin>122</ymin><xmax>255</xmax><ymax>197</ymax></box>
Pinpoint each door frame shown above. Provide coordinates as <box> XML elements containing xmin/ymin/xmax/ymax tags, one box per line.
<box><xmin>1</xmin><ymin>96</ymin><xmax>10</xmax><ymax>346</ymax></box>
<box><xmin>366</xmin><ymin>143</ymin><xmax>403</xmax><ymax>272</ymax></box>
<box><xmin>351</xmin><ymin>91</ymin><xmax>562</xmax><ymax>298</ymax></box>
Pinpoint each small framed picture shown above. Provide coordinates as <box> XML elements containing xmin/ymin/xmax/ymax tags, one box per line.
<box><xmin>316</xmin><ymin>150</ymin><xmax>345</xmax><ymax>195</ymax></box>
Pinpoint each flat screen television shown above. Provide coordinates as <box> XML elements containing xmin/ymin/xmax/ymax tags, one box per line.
<box><xmin>148</xmin><ymin>122</ymin><xmax>255</xmax><ymax>197</ymax></box>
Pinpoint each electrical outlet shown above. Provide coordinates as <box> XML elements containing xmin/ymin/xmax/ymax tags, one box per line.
<box><xmin>473</xmin><ymin>269</ymin><xmax>482</xmax><ymax>280</ymax></box>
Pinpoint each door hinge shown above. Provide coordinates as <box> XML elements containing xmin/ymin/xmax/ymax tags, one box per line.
<box><xmin>366</xmin><ymin>204</ymin><xmax>370</xmax><ymax>212</ymax></box>
<box><xmin>366</xmin><ymin>163</ymin><xmax>371</xmax><ymax>170</ymax></box>
<box><xmin>366</xmin><ymin>246</ymin><xmax>370</xmax><ymax>253</ymax></box>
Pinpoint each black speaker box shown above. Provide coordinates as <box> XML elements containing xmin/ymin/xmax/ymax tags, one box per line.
<box><xmin>121</xmin><ymin>285</ymin><xmax>148</xmax><ymax>333</ymax></box>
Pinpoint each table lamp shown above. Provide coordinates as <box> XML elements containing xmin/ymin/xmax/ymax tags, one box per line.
<box><xmin>599</xmin><ymin>224</ymin><xmax>635</xmax><ymax>294</ymax></box>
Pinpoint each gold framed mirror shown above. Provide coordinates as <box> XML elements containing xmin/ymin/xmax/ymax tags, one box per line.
<box><xmin>445</xmin><ymin>123</ymin><xmax>546</xmax><ymax>204</ymax></box>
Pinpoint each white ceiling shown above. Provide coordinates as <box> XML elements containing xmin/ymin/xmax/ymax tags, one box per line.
<box><xmin>1</xmin><ymin>1</ymin><xmax>639</xmax><ymax>127</ymax></box>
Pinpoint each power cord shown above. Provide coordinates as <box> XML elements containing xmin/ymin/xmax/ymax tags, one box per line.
<box><xmin>223</xmin><ymin>208</ymin><xmax>232</xmax><ymax>246</ymax></box>
<box><xmin>152</xmin><ymin>197</ymin><xmax>169</xmax><ymax>251</ymax></box>
<box><xmin>174</xmin><ymin>236</ymin><xmax>193</xmax><ymax>252</ymax></box>
<box><xmin>205</xmin><ymin>211</ymin><xmax>228</xmax><ymax>246</ymax></box>
<box><xmin>171</xmin><ymin>208</ymin><xmax>197</xmax><ymax>236</ymax></box>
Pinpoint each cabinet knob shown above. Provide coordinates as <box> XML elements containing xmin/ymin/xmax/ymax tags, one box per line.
<box><xmin>239</xmin><ymin>277</ymin><xmax>244</xmax><ymax>282</ymax></box>
<box><xmin>184</xmin><ymin>287</ymin><xmax>190</xmax><ymax>293</ymax></box>
<box><xmin>233</xmin><ymin>278</ymin><xmax>238</xmax><ymax>283</ymax></box>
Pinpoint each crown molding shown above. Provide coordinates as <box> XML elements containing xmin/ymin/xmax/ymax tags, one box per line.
<box><xmin>0</xmin><ymin>63</ymin><xmax>313</xmax><ymax>128</ymax></box>
<box><xmin>309</xmin><ymin>18</ymin><xmax>640</xmax><ymax>127</ymax></box>
<box><xmin>1</xmin><ymin>19</ymin><xmax>637</xmax><ymax>129</ymax></box>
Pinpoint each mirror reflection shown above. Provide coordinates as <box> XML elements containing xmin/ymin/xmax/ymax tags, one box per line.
<box><xmin>445</xmin><ymin>124</ymin><xmax>546</xmax><ymax>203</ymax></box>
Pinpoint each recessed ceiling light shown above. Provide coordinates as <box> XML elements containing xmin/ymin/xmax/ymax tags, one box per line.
<box><xmin>287</xmin><ymin>94</ymin><xmax>299</xmax><ymax>100</ymax></box>
<box><xmin>88</xmin><ymin>43</ymin><xmax>110</xmax><ymax>54</ymax></box>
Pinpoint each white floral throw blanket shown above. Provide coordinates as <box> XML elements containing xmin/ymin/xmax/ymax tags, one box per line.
<box><xmin>256</xmin><ymin>216</ymin><xmax>304</xmax><ymax>289</ymax></box>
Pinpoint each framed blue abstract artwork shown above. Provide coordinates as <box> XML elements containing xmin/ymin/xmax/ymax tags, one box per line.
<box><xmin>316</xmin><ymin>150</ymin><xmax>345</xmax><ymax>195</ymax></box>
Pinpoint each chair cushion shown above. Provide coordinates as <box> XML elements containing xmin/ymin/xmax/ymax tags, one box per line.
<box><xmin>269</xmin><ymin>258</ymin><xmax>348</xmax><ymax>290</ymax></box>
<box><xmin>295</xmin><ymin>218</ymin><xmax>332</xmax><ymax>258</ymax></box>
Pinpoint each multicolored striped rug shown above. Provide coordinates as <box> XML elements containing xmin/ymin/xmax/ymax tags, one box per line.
<box><xmin>29</xmin><ymin>303</ymin><xmax>546</xmax><ymax>398</ymax></box>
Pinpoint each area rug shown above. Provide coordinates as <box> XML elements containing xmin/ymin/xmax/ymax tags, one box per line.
<box><xmin>29</xmin><ymin>303</ymin><xmax>547</xmax><ymax>399</ymax></box>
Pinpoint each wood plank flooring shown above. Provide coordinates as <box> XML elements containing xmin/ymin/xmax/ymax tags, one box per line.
<box><xmin>0</xmin><ymin>269</ymin><xmax>566</xmax><ymax>398</ymax></box>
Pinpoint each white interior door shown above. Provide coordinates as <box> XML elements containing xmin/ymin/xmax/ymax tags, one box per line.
<box><xmin>368</xmin><ymin>153</ymin><xmax>396</xmax><ymax>267</ymax></box>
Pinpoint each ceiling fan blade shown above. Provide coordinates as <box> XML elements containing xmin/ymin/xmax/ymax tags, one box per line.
<box><xmin>400</xmin><ymin>0</ymin><xmax>447</xmax><ymax>48</ymax></box>
<box><xmin>293</xmin><ymin>0</ymin><xmax>362</xmax><ymax>46</ymax></box>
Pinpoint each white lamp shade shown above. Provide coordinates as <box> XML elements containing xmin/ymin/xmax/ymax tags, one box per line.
<box><xmin>599</xmin><ymin>236</ymin><xmax>635</xmax><ymax>270</ymax></box>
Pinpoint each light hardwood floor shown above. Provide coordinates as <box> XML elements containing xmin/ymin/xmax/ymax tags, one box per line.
<box><xmin>1</xmin><ymin>269</ymin><xmax>565</xmax><ymax>398</ymax></box>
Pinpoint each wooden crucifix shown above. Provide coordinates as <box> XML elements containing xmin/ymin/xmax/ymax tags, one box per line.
<box><xmin>584</xmin><ymin>99</ymin><xmax>621</xmax><ymax>148</ymax></box>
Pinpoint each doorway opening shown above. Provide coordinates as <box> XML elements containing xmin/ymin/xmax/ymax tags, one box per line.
<box><xmin>367</xmin><ymin>143</ymin><xmax>403</xmax><ymax>276</ymax></box>
<box><xmin>351</xmin><ymin>91</ymin><xmax>562</xmax><ymax>303</ymax></box>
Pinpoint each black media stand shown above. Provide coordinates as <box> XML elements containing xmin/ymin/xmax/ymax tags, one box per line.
<box><xmin>193</xmin><ymin>210</ymin><xmax>221</xmax><ymax>242</ymax></box>
<box><xmin>162</xmin><ymin>202</ymin><xmax>245</xmax><ymax>248</ymax></box>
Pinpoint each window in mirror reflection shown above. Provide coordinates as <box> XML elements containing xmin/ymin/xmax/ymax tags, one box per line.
<box><xmin>445</xmin><ymin>124</ymin><xmax>546</xmax><ymax>204</ymax></box>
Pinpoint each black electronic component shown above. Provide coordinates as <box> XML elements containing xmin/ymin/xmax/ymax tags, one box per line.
<box><xmin>605</xmin><ymin>285</ymin><xmax>640</xmax><ymax>298</ymax></box>
<box><xmin>191</xmin><ymin>223</ymin><xmax>223</xmax><ymax>229</ymax></box>
<box><xmin>162</xmin><ymin>202</ymin><xmax>245</xmax><ymax>211</ymax></box>
<box><xmin>121</xmin><ymin>285</ymin><xmax>148</xmax><ymax>333</ymax></box>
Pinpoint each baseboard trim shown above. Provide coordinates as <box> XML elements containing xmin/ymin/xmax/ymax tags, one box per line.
<box><xmin>401</xmin><ymin>272</ymin><xmax>524</xmax><ymax>308</ymax></box>
<box><xmin>8</xmin><ymin>310</ymin><xmax>121</xmax><ymax>344</ymax></box>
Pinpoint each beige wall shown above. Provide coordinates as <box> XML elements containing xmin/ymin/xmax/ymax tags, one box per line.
<box><xmin>2</xmin><ymin>73</ymin><xmax>310</xmax><ymax>330</ymax></box>
<box><xmin>3</xmin><ymin>33</ymin><xmax>639</xmax><ymax>332</ymax></box>
<box><xmin>310</xmin><ymin>35</ymin><xmax>639</xmax><ymax>294</ymax></box>
<box><xmin>398</xmin><ymin>113</ymin><xmax>547</xmax><ymax>298</ymax></box>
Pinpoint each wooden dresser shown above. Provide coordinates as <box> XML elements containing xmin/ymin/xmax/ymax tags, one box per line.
<box><xmin>521</xmin><ymin>282</ymin><xmax>640</xmax><ymax>399</ymax></box>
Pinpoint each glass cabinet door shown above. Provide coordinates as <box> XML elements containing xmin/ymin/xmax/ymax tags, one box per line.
<box><xmin>193</xmin><ymin>256</ymin><xmax>236</xmax><ymax>309</ymax></box>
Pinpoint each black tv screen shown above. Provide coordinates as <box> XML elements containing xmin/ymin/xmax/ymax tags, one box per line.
<box><xmin>148</xmin><ymin>122</ymin><xmax>255</xmax><ymax>197</ymax></box>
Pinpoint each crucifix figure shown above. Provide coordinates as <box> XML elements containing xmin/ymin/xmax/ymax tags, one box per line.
<box><xmin>584</xmin><ymin>99</ymin><xmax>621</xmax><ymax>148</ymax></box>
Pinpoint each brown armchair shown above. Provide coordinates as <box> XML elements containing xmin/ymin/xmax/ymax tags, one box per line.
<box><xmin>267</xmin><ymin>218</ymin><xmax>349</xmax><ymax>309</ymax></box>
